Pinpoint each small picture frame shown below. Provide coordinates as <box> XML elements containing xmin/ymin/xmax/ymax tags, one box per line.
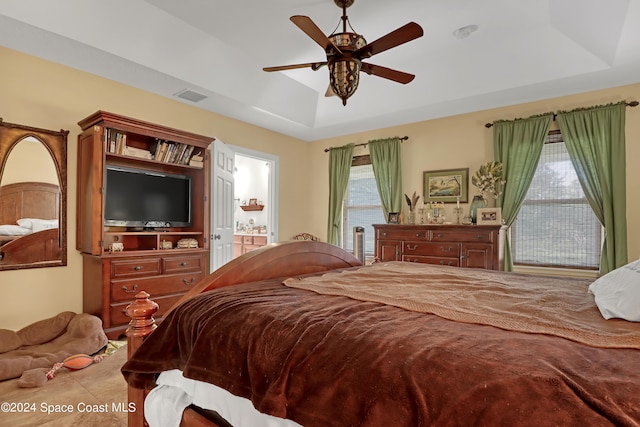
<box><xmin>388</xmin><ymin>212</ymin><xmax>400</xmax><ymax>224</ymax></box>
<box><xmin>249</xmin><ymin>198</ymin><xmax>258</xmax><ymax>206</ymax></box>
<box><xmin>477</xmin><ymin>207</ymin><xmax>502</xmax><ymax>225</ymax></box>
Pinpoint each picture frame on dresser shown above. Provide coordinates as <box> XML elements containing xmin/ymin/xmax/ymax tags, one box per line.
<box><xmin>388</xmin><ymin>212</ymin><xmax>400</xmax><ymax>224</ymax></box>
<box><xmin>423</xmin><ymin>168</ymin><xmax>469</xmax><ymax>204</ymax></box>
<box><xmin>477</xmin><ymin>207</ymin><xmax>502</xmax><ymax>225</ymax></box>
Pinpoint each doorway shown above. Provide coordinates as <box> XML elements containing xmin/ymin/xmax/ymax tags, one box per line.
<box><xmin>210</xmin><ymin>142</ymin><xmax>278</xmax><ymax>272</ymax></box>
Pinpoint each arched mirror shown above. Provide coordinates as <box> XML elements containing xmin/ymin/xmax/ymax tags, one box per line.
<box><xmin>0</xmin><ymin>119</ymin><xmax>68</xmax><ymax>270</ymax></box>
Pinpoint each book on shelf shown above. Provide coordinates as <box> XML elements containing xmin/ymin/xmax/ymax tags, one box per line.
<box><xmin>104</xmin><ymin>128</ymin><xmax>127</xmax><ymax>154</ymax></box>
<box><xmin>149</xmin><ymin>139</ymin><xmax>201</xmax><ymax>165</ymax></box>
<box><xmin>124</xmin><ymin>146</ymin><xmax>153</xmax><ymax>159</ymax></box>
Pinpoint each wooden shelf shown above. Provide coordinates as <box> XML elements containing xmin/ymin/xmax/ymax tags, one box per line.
<box><xmin>240</xmin><ymin>204</ymin><xmax>264</xmax><ymax>211</ymax></box>
<box><xmin>76</xmin><ymin>110</ymin><xmax>214</xmax><ymax>339</ymax></box>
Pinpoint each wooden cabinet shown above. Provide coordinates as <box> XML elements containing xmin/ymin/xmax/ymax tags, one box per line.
<box><xmin>374</xmin><ymin>224</ymin><xmax>503</xmax><ymax>270</ymax></box>
<box><xmin>233</xmin><ymin>234</ymin><xmax>268</xmax><ymax>258</ymax></box>
<box><xmin>76</xmin><ymin>111</ymin><xmax>213</xmax><ymax>338</ymax></box>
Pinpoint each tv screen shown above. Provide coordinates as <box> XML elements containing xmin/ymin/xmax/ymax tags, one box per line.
<box><xmin>104</xmin><ymin>166</ymin><xmax>192</xmax><ymax>228</ymax></box>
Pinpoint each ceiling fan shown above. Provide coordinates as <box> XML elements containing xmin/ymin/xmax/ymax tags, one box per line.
<box><xmin>263</xmin><ymin>0</ymin><xmax>424</xmax><ymax>106</ymax></box>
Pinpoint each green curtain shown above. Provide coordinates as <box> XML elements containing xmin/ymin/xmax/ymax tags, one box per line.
<box><xmin>494</xmin><ymin>114</ymin><xmax>553</xmax><ymax>271</ymax></box>
<box><xmin>326</xmin><ymin>143</ymin><xmax>354</xmax><ymax>245</ymax></box>
<box><xmin>556</xmin><ymin>103</ymin><xmax>628</xmax><ymax>274</ymax></box>
<box><xmin>369</xmin><ymin>137</ymin><xmax>403</xmax><ymax>219</ymax></box>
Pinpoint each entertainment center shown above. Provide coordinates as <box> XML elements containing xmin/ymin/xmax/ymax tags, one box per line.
<box><xmin>76</xmin><ymin>111</ymin><xmax>213</xmax><ymax>338</ymax></box>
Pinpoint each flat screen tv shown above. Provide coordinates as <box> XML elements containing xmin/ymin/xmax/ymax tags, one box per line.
<box><xmin>104</xmin><ymin>165</ymin><xmax>192</xmax><ymax>228</ymax></box>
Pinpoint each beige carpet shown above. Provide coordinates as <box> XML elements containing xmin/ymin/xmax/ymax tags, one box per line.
<box><xmin>0</xmin><ymin>343</ymin><xmax>128</xmax><ymax>427</ymax></box>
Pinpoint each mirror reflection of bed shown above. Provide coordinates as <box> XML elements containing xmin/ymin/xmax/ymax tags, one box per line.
<box><xmin>0</xmin><ymin>182</ymin><xmax>61</xmax><ymax>266</ymax></box>
<box><xmin>0</xmin><ymin>120</ymin><xmax>68</xmax><ymax>271</ymax></box>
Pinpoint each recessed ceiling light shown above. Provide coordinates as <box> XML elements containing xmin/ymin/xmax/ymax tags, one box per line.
<box><xmin>453</xmin><ymin>25</ymin><xmax>479</xmax><ymax>39</ymax></box>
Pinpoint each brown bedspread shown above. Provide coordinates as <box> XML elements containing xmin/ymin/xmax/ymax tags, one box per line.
<box><xmin>122</xmin><ymin>269</ymin><xmax>640</xmax><ymax>427</ymax></box>
<box><xmin>284</xmin><ymin>262</ymin><xmax>640</xmax><ymax>349</ymax></box>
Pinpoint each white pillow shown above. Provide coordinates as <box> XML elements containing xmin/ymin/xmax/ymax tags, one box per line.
<box><xmin>0</xmin><ymin>224</ymin><xmax>32</xmax><ymax>236</ymax></box>
<box><xmin>589</xmin><ymin>259</ymin><xmax>640</xmax><ymax>321</ymax></box>
<box><xmin>18</xmin><ymin>218</ymin><xmax>59</xmax><ymax>232</ymax></box>
<box><xmin>16</xmin><ymin>218</ymin><xmax>33</xmax><ymax>229</ymax></box>
<box><xmin>31</xmin><ymin>219</ymin><xmax>58</xmax><ymax>233</ymax></box>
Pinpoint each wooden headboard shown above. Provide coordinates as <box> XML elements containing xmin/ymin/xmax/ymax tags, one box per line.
<box><xmin>0</xmin><ymin>181</ymin><xmax>60</xmax><ymax>225</ymax></box>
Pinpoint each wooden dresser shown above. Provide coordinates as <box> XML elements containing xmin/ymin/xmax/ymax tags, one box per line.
<box><xmin>233</xmin><ymin>234</ymin><xmax>268</xmax><ymax>258</ymax></box>
<box><xmin>373</xmin><ymin>224</ymin><xmax>504</xmax><ymax>270</ymax></box>
<box><xmin>76</xmin><ymin>111</ymin><xmax>213</xmax><ymax>339</ymax></box>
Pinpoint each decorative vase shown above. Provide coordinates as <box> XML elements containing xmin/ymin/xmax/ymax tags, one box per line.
<box><xmin>469</xmin><ymin>195</ymin><xmax>487</xmax><ymax>224</ymax></box>
<box><xmin>408</xmin><ymin>211</ymin><xmax>416</xmax><ymax>225</ymax></box>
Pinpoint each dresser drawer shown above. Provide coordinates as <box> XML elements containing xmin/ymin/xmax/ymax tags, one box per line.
<box><xmin>403</xmin><ymin>241</ymin><xmax>460</xmax><ymax>257</ymax></box>
<box><xmin>430</xmin><ymin>229</ymin><xmax>494</xmax><ymax>243</ymax></box>
<box><xmin>110</xmin><ymin>293</ymin><xmax>186</xmax><ymax>326</ymax></box>
<box><xmin>110</xmin><ymin>271</ymin><xmax>203</xmax><ymax>302</ymax></box>
<box><xmin>376</xmin><ymin>228</ymin><xmax>428</xmax><ymax>240</ymax></box>
<box><xmin>253</xmin><ymin>235</ymin><xmax>268</xmax><ymax>245</ymax></box>
<box><xmin>162</xmin><ymin>255</ymin><xmax>202</xmax><ymax>274</ymax></box>
<box><xmin>111</xmin><ymin>257</ymin><xmax>161</xmax><ymax>278</ymax></box>
<box><xmin>402</xmin><ymin>255</ymin><xmax>460</xmax><ymax>267</ymax></box>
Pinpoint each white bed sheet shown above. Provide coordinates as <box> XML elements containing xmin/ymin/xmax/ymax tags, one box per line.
<box><xmin>145</xmin><ymin>370</ymin><xmax>303</xmax><ymax>427</ymax></box>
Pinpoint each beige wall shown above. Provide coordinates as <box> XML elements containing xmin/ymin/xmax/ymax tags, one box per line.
<box><xmin>307</xmin><ymin>84</ymin><xmax>640</xmax><ymax>263</ymax></box>
<box><xmin>0</xmin><ymin>46</ymin><xmax>312</xmax><ymax>330</ymax></box>
<box><xmin>1</xmin><ymin>137</ymin><xmax>58</xmax><ymax>185</ymax></box>
<box><xmin>2</xmin><ymin>45</ymin><xmax>638</xmax><ymax>330</ymax></box>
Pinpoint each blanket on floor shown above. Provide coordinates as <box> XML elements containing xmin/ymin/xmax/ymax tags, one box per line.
<box><xmin>0</xmin><ymin>312</ymin><xmax>108</xmax><ymax>385</ymax></box>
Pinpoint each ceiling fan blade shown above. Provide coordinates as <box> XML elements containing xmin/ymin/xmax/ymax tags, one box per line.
<box><xmin>361</xmin><ymin>63</ymin><xmax>415</xmax><ymax>84</ymax></box>
<box><xmin>355</xmin><ymin>22</ymin><xmax>423</xmax><ymax>59</ymax></box>
<box><xmin>290</xmin><ymin>15</ymin><xmax>342</xmax><ymax>54</ymax></box>
<box><xmin>263</xmin><ymin>62</ymin><xmax>327</xmax><ymax>72</ymax></box>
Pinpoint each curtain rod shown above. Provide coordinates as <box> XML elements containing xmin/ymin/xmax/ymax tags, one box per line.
<box><xmin>324</xmin><ymin>136</ymin><xmax>409</xmax><ymax>152</ymax></box>
<box><xmin>484</xmin><ymin>101</ymin><xmax>639</xmax><ymax>128</ymax></box>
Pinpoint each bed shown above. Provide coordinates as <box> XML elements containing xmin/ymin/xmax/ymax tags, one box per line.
<box><xmin>0</xmin><ymin>181</ymin><xmax>61</xmax><ymax>267</ymax></box>
<box><xmin>122</xmin><ymin>240</ymin><xmax>640</xmax><ymax>427</ymax></box>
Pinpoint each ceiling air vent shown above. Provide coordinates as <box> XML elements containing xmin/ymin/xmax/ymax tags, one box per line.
<box><xmin>174</xmin><ymin>89</ymin><xmax>207</xmax><ymax>103</ymax></box>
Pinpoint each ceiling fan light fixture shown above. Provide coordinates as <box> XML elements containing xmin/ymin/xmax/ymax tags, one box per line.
<box><xmin>329</xmin><ymin>58</ymin><xmax>361</xmax><ymax>106</ymax></box>
<box><xmin>264</xmin><ymin>0</ymin><xmax>423</xmax><ymax>106</ymax></box>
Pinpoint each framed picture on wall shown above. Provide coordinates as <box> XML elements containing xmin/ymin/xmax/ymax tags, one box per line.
<box><xmin>477</xmin><ymin>207</ymin><xmax>502</xmax><ymax>225</ymax></box>
<box><xmin>423</xmin><ymin>168</ymin><xmax>469</xmax><ymax>204</ymax></box>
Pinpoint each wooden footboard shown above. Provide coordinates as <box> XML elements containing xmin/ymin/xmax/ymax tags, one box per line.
<box><xmin>125</xmin><ymin>240</ymin><xmax>362</xmax><ymax>426</ymax></box>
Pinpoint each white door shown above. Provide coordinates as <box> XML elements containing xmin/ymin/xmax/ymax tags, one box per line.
<box><xmin>210</xmin><ymin>140</ymin><xmax>235</xmax><ymax>272</ymax></box>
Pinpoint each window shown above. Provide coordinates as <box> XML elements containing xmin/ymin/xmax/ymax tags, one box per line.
<box><xmin>342</xmin><ymin>155</ymin><xmax>385</xmax><ymax>258</ymax></box>
<box><xmin>512</xmin><ymin>131</ymin><xmax>601</xmax><ymax>269</ymax></box>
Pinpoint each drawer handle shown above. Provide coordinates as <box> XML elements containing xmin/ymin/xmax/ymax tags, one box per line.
<box><xmin>436</xmin><ymin>233</ymin><xmax>444</xmax><ymax>238</ymax></box>
<box><xmin>406</xmin><ymin>244</ymin><xmax>419</xmax><ymax>251</ymax></box>
<box><xmin>180</xmin><ymin>261</ymin><xmax>189</xmax><ymax>266</ymax></box>
<box><xmin>439</xmin><ymin>261</ymin><xmax>454</xmax><ymax>266</ymax></box>
<box><xmin>415</xmin><ymin>233</ymin><xmax>422</xmax><ymax>237</ymax></box>
<box><xmin>440</xmin><ymin>246</ymin><xmax>453</xmax><ymax>252</ymax></box>
<box><xmin>476</xmin><ymin>235</ymin><xmax>485</xmax><ymax>240</ymax></box>
<box><xmin>121</xmin><ymin>284</ymin><xmax>139</xmax><ymax>293</ymax></box>
<box><xmin>182</xmin><ymin>277</ymin><xmax>196</xmax><ymax>286</ymax></box>
<box><xmin>133</xmin><ymin>265</ymin><xmax>144</xmax><ymax>271</ymax></box>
